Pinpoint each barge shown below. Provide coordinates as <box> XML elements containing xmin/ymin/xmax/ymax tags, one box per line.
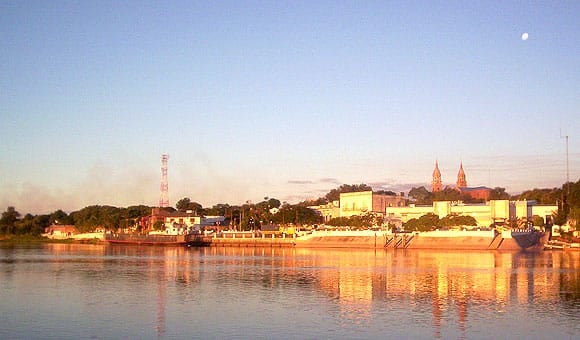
<box><xmin>105</xmin><ymin>233</ymin><xmax>211</xmax><ymax>246</ymax></box>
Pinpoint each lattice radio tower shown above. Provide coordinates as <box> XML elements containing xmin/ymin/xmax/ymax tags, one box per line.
<box><xmin>159</xmin><ymin>154</ymin><xmax>169</xmax><ymax>208</ymax></box>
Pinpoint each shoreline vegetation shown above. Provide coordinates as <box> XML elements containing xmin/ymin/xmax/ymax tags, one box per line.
<box><xmin>0</xmin><ymin>234</ymin><xmax>99</xmax><ymax>245</ymax></box>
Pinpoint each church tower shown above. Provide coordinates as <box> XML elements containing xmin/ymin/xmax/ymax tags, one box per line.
<box><xmin>456</xmin><ymin>162</ymin><xmax>467</xmax><ymax>188</ymax></box>
<box><xmin>432</xmin><ymin>161</ymin><xmax>442</xmax><ymax>192</ymax></box>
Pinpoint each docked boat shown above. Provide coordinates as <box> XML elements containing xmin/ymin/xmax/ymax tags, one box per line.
<box><xmin>511</xmin><ymin>228</ymin><xmax>545</xmax><ymax>250</ymax></box>
<box><xmin>105</xmin><ymin>233</ymin><xmax>211</xmax><ymax>246</ymax></box>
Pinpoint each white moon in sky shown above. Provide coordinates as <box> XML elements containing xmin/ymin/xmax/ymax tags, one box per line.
<box><xmin>521</xmin><ymin>32</ymin><xmax>529</xmax><ymax>41</ymax></box>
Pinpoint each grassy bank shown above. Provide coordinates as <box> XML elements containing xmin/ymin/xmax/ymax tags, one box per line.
<box><xmin>0</xmin><ymin>234</ymin><xmax>79</xmax><ymax>244</ymax></box>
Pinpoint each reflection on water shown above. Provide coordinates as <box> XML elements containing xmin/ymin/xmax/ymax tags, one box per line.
<box><xmin>1</xmin><ymin>244</ymin><xmax>579</xmax><ymax>339</ymax></box>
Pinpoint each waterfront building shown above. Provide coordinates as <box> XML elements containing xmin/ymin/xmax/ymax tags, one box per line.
<box><xmin>339</xmin><ymin>191</ymin><xmax>406</xmax><ymax>218</ymax></box>
<box><xmin>386</xmin><ymin>199</ymin><xmax>557</xmax><ymax>228</ymax></box>
<box><xmin>147</xmin><ymin>208</ymin><xmax>225</xmax><ymax>233</ymax></box>
<box><xmin>308</xmin><ymin>201</ymin><xmax>341</xmax><ymax>223</ymax></box>
<box><xmin>308</xmin><ymin>191</ymin><xmax>407</xmax><ymax>222</ymax></box>
<box><xmin>43</xmin><ymin>225</ymin><xmax>78</xmax><ymax>239</ymax></box>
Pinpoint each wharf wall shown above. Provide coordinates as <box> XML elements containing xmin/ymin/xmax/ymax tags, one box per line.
<box><xmin>402</xmin><ymin>232</ymin><xmax>545</xmax><ymax>251</ymax></box>
<box><xmin>206</xmin><ymin>237</ymin><xmax>295</xmax><ymax>248</ymax></box>
<box><xmin>294</xmin><ymin>230</ymin><xmax>387</xmax><ymax>249</ymax></box>
<box><xmin>195</xmin><ymin>230</ymin><xmax>546</xmax><ymax>251</ymax></box>
<box><xmin>406</xmin><ymin>235</ymin><xmax>498</xmax><ymax>250</ymax></box>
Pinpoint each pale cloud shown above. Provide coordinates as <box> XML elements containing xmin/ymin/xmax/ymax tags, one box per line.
<box><xmin>287</xmin><ymin>180</ymin><xmax>314</xmax><ymax>185</ymax></box>
<box><xmin>318</xmin><ymin>178</ymin><xmax>340</xmax><ymax>184</ymax></box>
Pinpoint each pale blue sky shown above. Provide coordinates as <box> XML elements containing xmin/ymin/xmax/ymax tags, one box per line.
<box><xmin>1</xmin><ymin>1</ymin><xmax>578</xmax><ymax>213</ymax></box>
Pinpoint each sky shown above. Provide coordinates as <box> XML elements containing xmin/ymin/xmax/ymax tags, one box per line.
<box><xmin>1</xmin><ymin>1</ymin><xmax>579</xmax><ymax>214</ymax></box>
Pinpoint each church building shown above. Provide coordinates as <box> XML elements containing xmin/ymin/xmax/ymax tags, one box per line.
<box><xmin>431</xmin><ymin>161</ymin><xmax>492</xmax><ymax>201</ymax></box>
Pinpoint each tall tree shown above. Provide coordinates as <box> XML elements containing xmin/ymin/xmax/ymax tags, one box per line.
<box><xmin>325</xmin><ymin>184</ymin><xmax>372</xmax><ymax>202</ymax></box>
<box><xmin>176</xmin><ymin>197</ymin><xmax>192</xmax><ymax>211</ymax></box>
<box><xmin>409</xmin><ymin>186</ymin><xmax>433</xmax><ymax>204</ymax></box>
<box><xmin>0</xmin><ymin>207</ymin><xmax>20</xmax><ymax>234</ymax></box>
<box><xmin>175</xmin><ymin>197</ymin><xmax>203</xmax><ymax>214</ymax></box>
<box><xmin>49</xmin><ymin>209</ymin><xmax>72</xmax><ymax>225</ymax></box>
<box><xmin>489</xmin><ymin>187</ymin><xmax>510</xmax><ymax>200</ymax></box>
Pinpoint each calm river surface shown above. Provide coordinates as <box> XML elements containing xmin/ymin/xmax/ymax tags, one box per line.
<box><xmin>1</xmin><ymin>244</ymin><xmax>579</xmax><ymax>339</ymax></box>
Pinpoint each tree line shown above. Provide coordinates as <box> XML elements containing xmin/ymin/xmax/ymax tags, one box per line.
<box><xmin>1</xmin><ymin>180</ymin><xmax>579</xmax><ymax>236</ymax></box>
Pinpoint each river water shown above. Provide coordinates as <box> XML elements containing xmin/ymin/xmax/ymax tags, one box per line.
<box><xmin>1</xmin><ymin>244</ymin><xmax>579</xmax><ymax>339</ymax></box>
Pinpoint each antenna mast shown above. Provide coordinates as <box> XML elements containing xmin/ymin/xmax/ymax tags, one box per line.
<box><xmin>565</xmin><ymin>135</ymin><xmax>569</xmax><ymax>189</ymax></box>
<box><xmin>560</xmin><ymin>131</ymin><xmax>570</xmax><ymax>194</ymax></box>
<box><xmin>159</xmin><ymin>154</ymin><xmax>169</xmax><ymax>208</ymax></box>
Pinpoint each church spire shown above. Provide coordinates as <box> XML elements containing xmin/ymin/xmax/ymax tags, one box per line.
<box><xmin>432</xmin><ymin>160</ymin><xmax>442</xmax><ymax>192</ymax></box>
<box><xmin>456</xmin><ymin>162</ymin><xmax>467</xmax><ymax>188</ymax></box>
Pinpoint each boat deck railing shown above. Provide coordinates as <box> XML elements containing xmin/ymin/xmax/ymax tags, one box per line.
<box><xmin>106</xmin><ymin>233</ymin><xmax>184</xmax><ymax>243</ymax></box>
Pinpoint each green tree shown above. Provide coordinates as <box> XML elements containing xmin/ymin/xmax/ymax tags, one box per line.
<box><xmin>0</xmin><ymin>207</ymin><xmax>20</xmax><ymax>234</ymax></box>
<box><xmin>267</xmin><ymin>198</ymin><xmax>281</xmax><ymax>209</ymax></box>
<box><xmin>375</xmin><ymin>190</ymin><xmax>397</xmax><ymax>195</ymax></box>
<box><xmin>205</xmin><ymin>203</ymin><xmax>231</xmax><ymax>216</ymax></box>
<box><xmin>489</xmin><ymin>187</ymin><xmax>510</xmax><ymax>200</ymax></box>
<box><xmin>403</xmin><ymin>213</ymin><xmax>439</xmax><ymax>232</ymax></box>
<box><xmin>49</xmin><ymin>209</ymin><xmax>72</xmax><ymax>225</ymax></box>
<box><xmin>69</xmin><ymin>205</ymin><xmax>122</xmax><ymax>232</ymax></box>
<box><xmin>327</xmin><ymin>217</ymin><xmax>350</xmax><ymax>227</ymax></box>
<box><xmin>270</xmin><ymin>204</ymin><xmax>321</xmax><ymax>226</ymax></box>
<box><xmin>14</xmin><ymin>213</ymin><xmax>47</xmax><ymax>235</ymax></box>
<box><xmin>438</xmin><ymin>215</ymin><xmax>477</xmax><ymax>227</ymax></box>
<box><xmin>433</xmin><ymin>188</ymin><xmax>464</xmax><ymax>202</ymax></box>
<box><xmin>176</xmin><ymin>197</ymin><xmax>192</xmax><ymax>211</ymax></box>
<box><xmin>404</xmin><ymin>218</ymin><xmax>419</xmax><ymax>231</ymax></box>
<box><xmin>125</xmin><ymin>205</ymin><xmax>152</xmax><ymax>219</ymax></box>
<box><xmin>175</xmin><ymin>197</ymin><xmax>202</xmax><ymax>214</ymax></box>
<box><xmin>532</xmin><ymin>215</ymin><xmax>544</xmax><ymax>227</ymax></box>
<box><xmin>409</xmin><ymin>186</ymin><xmax>432</xmax><ymax>204</ymax></box>
<box><xmin>325</xmin><ymin>184</ymin><xmax>372</xmax><ymax>202</ymax></box>
<box><xmin>569</xmin><ymin>207</ymin><xmax>580</xmax><ymax>230</ymax></box>
<box><xmin>153</xmin><ymin>221</ymin><xmax>164</xmax><ymax>231</ymax></box>
<box><xmin>514</xmin><ymin>187</ymin><xmax>561</xmax><ymax>204</ymax></box>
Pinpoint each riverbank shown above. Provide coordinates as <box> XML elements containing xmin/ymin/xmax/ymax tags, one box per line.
<box><xmin>0</xmin><ymin>235</ymin><xmax>101</xmax><ymax>245</ymax></box>
<box><xmin>1</xmin><ymin>229</ymin><xmax>563</xmax><ymax>251</ymax></box>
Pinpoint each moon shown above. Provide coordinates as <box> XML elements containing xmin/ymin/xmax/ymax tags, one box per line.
<box><xmin>521</xmin><ymin>32</ymin><xmax>529</xmax><ymax>41</ymax></box>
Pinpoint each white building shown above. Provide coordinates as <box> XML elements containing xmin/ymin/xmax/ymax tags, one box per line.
<box><xmin>386</xmin><ymin>200</ymin><xmax>557</xmax><ymax>227</ymax></box>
